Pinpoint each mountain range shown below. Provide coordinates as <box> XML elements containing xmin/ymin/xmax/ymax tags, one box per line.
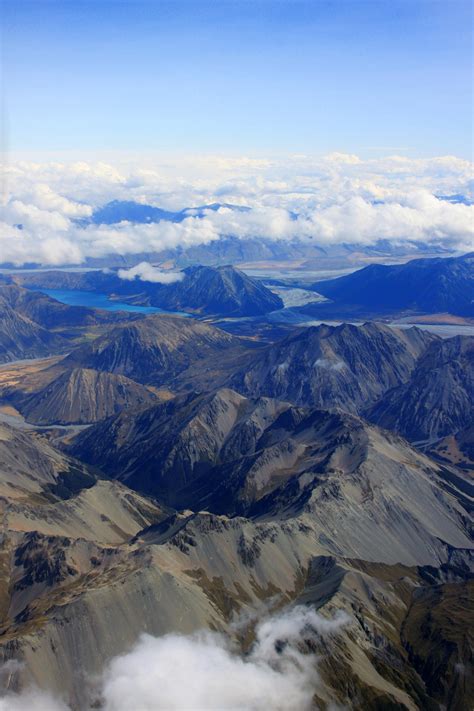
<box><xmin>1</xmin><ymin>381</ymin><xmax>472</xmax><ymax>709</ymax></box>
<box><xmin>306</xmin><ymin>252</ymin><xmax>474</xmax><ymax>318</ymax></box>
<box><xmin>230</xmin><ymin>322</ymin><xmax>435</xmax><ymax>412</ymax></box>
<box><xmin>0</xmin><ymin>283</ymin><xmax>137</xmax><ymax>363</ymax></box>
<box><xmin>68</xmin><ymin>387</ymin><xmax>473</xmax><ymax>528</ymax></box>
<box><xmin>0</xmin><ymin>253</ymin><xmax>473</xmax><ymax>710</ymax></box>
<box><xmin>14</xmin><ymin>264</ymin><xmax>283</xmax><ymax>317</ymax></box>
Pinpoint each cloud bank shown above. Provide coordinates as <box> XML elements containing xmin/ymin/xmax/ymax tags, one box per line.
<box><xmin>0</xmin><ymin>606</ymin><xmax>349</xmax><ymax>710</ymax></box>
<box><xmin>1</xmin><ymin>153</ymin><xmax>473</xmax><ymax>266</ymax></box>
<box><xmin>117</xmin><ymin>262</ymin><xmax>184</xmax><ymax>283</ymax></box>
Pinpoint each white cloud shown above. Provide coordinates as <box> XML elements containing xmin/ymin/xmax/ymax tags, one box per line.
<box><xmin>118</xmin><ymin>262</ymin><xmax>184</xmax><ymax>283</ymax></box>
<box><xmin>1</xmin><ymin>153</ymin><xmax>473</xmax><ymax>266</ymax></box>
<box><xmin>0</xmin><ymin>606</ymin><xmax>349</xmax><ymax>711</ymax></box>
<box><xmin>0</xmin><ymin>690</ymin><xmax>69</xmax><ymax>711</ymax></box>
<box><xmin>100</xmin><ymin>605</ymin><xmax>348</xmax><ymax>711</ymax></box>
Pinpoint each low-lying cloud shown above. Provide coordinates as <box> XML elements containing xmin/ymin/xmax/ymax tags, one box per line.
<box><xmin>1</xmin><ymin>153</ymin><xmax>473</xmax><ymax>266</ymax></box>
<box><xmin>117</xmin><ymin>262</ymin><xmax>184</xmax><ymax>284</ymax></box>
<box><xmin>0</xmin><ymin>606</ymin><xmax>349</xmax><ymax>710</ymax></box>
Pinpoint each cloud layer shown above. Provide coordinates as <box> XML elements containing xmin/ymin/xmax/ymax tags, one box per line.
<box><xmin>0</xmin><ymin>606</ymin><xmax>349</xmax><ymax>710</ymax></box>
<box><xmin>1</xmin><ymin>153</ymin><xmax>473</xmax><ymax>266</ymax></box>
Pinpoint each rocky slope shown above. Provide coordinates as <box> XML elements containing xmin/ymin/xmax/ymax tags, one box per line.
<box><xmin>68</xmin><ymin>388</ymin><xmax>473</xmax><ymax>554</ymax></box>
<box><xmin>10</xmin><ymin>367</ymin><xmax>158</xmax><ymax>425</ymax></box>
<box><xmin>368</xmin><ymin>336</ymin><xmax>474</xmax><ymax>442</ymax></box>
<box><xmin>428</xmin><ymin>424</ymin><xmax>474</xmax><ymax>471</ymax></box>
<box><xmin>64</xmin><ymin>314</ymin><xmax>250</xmax><ymax>386</ymax></box>
<box><xmin>230</xmin><ymin>322</ymin><xmax>435</xmax><ymax>412</ymax></box>
<box><xmin>0</xmin><ymin>302</ymin><xmax>66</xmax><ymax>364</ymax></box>
<box><xmin>0</xmin><ymin>295</ymin><xmax>472</xmax><ymax>710</ymax></box>
<box><xmin>309</xmin><ymin>252</ymin><xmax>474</xmax><ymax>317</ymax></box>
<box><xmin>0</xmin><ymin>393</ymin><xmax>472</xmax><ymax>709</ymax></box>
<box><xmin>5</xmin><ymin>479</ymin><xmax>168</xmax><ymax>545</ymax></box>
<box><xmin>0</xmin><ymin>505</ymin><xmax>472</xmax><ymax>710</ymax></box>
<box><xmin>0</xmin><ymin>422</ymin><xmax>95</xmax><ymax>502</ymax></box>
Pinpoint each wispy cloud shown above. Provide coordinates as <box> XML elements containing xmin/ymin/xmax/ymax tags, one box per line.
<box><xmin>117</xmin><ymin>262</ymin><xmax>184</xmax><ymax>283</ymax></box>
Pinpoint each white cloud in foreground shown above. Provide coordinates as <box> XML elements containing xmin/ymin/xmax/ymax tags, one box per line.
<box><xmin>2</xmin><ymin>153</ymin><xmax>473</xmax><ymax>266</ymax></box>
<box><xmin>101</xmin><ymin>606</ymin><xmax>348</xmax><ymax>711</ymax></box>
<box><xmin>0</xmin><ymin>690</ymin><xmax>68</xmax><ymax>711</ymax></box>
<box><xmin>117</xmin><ymin>262</ymin><xmax>184</xmax><ymax>284</ymax></box>
<box><xmin>0</xmin><ymin>606</ymin><xmax>349</xmax><ymax>711</ymax></box>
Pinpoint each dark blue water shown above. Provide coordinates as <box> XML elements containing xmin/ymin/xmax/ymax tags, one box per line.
<box><xmin>36</xmin><ymin>289</ymin><xmax>190</xmax><ymax>316</ymax></box>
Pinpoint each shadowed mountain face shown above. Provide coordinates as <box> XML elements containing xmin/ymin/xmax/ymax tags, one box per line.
<box><xmin>230</xmin><ymin>322</ymin><xmax>436</xmax><ymax>413</ymax></box>
<box><xmin>81</xmin><ymin>199</ymin><xmax>246</xmax><ymax>226</ymax></box>
<box><xmin>368</xmin><ymin>335</ymin><xmax>474</xmax><ymax>442</ymax></box>
<box><xmin>309</xmin><ymin>252</ymin><xmax>474</xmax><ymax>317</ymax></box>
<box><xmin>0</xmin><ymin>301</ymin><xmax>66</xmax><ymax>363</ymax></box>
<box><xmin>68</xmin><ymin>388</ymin><xmax>473</xmax><ymax>542</ymax></box>
<box><xmin>86</xmin><ymin>200</ymin><xmax>186</xmax><ymax>225</ymax></box>
<box><xmin>14</xmin><ymin>264</ymin><xmax>283</xmax><ymax>317</ymax></box>
<box><xmin>63</xmin><ymin>314</ymin><xmax>247</xmax><ymax>386</ymax></box>
<box><xmin>152</xmin><ymin>264</ymin><xmax>283</xmax><ymax>315</ymax></box>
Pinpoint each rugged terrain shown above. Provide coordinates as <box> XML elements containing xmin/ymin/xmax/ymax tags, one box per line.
<box><xmin>8</xmin><ymin>367</ymin><xmax>159</xmax><ymax>425</ymax></box>
<box><xmin>368</xmin><ymin>336</ymin><xmax>474</xmax><ymax>442</ymax></box>
<box><xmin>0</xmin><ymin>284</ymin><xmax>136</xmax><ymax>330</ymax></box>
<box><xmin>0</xmin><ymin>300</ymin><xmax>66</xmax><ymax>364</ymax></box>
<box><xmin>63</xmin><ymin>313</ymin><xmax>252</xmax><ymax>387</ymax></box>
<box><xmin>229</xmin><ymin>322</ymin><xmax>435</xmax><ymax>412</ymax></box>
<box><xmin>0</xmin><ymin>262</ymin><xmax>472</xmax><ymax>710</ymax></box>
<box><xmin>69</xmin><ymin>388</ymin><xmax>473</xmax><ymax>539</ymax></box>
<box><xmin>14</xmin><ymin>264</ymin><xmax>283</xmax><ymax>317</ymax></box>
<box><xmin>0</xmin><ymin>284</ymin><xmax>137</xmax><ymax>364</ymax></box>
<box><xmin>306</xmin><ymin>252</ymin><xmax>474</xmax><ymax>318</ymax></box>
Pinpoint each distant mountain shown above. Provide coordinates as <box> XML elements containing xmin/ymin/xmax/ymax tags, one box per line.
<box><xmin>230</xmin><ymin>322</ymin><xmax>435</xmax><ymax>413</ymax></box>
<box><xmin>12</xmin><ymin>367</ymin><xmax>158</xmax><ymax>425</ymax></box>
<box><xmin>81</xmin><ymin>200</ymin><xmax>249</xmax><ymax>226</ymax></box>
<box><xmin>152</xmin><ymin>265</ymin><xmax>283</xmax><ymax>316</ymax></box>
<box><xmin>87</xmin><ymin>200</ymin><xmax>184</xmax><ymax>225</ymax></box>
<box><xmin>308</xmin><ymin>252</ymin><xmax>474</xmax><ymax>317</ymax></box>
<box><xmin>368</xmin><ymin>335</ymin><xmax>474</xmax><ymax>442</ymax></box>
<box><xmin>64</xmin><ymin>314</ymin><xmax>246</xmax><ymax>386</ymax></box>
<box><xmin>436</xmin><ymin>193</ymin><xmax>474</xmax><ymax>205</ymax></box>
<box><xmin>13</xmin><ymin>270</ymin><xmax>126</xmax><ymax>293</ymax></box>
<box><xmin>15</xmin><ymin>264</ymin><xmax>283</xmax><ymax>317</ymax></box>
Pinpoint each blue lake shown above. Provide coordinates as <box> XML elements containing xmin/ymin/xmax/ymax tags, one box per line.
<box><xmin>36</xmin><ymin>289</ymin><xmax>191</xmax><ymax>316</ymax></box>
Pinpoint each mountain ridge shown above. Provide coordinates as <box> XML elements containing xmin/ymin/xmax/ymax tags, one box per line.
<box><xmin>307</xmin><ymin>252</ymin><xmax>474</xmax><ymax>317</ymax></box>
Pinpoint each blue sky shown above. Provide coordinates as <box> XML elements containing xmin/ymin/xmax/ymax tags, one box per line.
<box><xmin>2</xmin><ymin>0</ymin><xmax>473</xmax><ymax>158</ymax></box>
